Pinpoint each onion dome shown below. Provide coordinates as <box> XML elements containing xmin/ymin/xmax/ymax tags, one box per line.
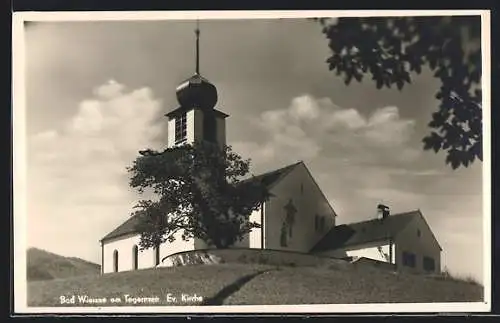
<box><xmin>175</xmin><ymin>73</ymin><xmax>218</xmax><ymax>110</ymax></box>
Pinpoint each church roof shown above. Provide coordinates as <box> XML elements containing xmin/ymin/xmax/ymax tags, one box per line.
<box><xmin>100</xmin><ymin>161</ymin><xmax>302</xmax><ymax>243</ymax></box>
<box><xmin>174</xmin><ymin>73</ymin><xmax>218</xmax><ymax>111</ymax></box>
<box><xmin>311</xmin><ymin>210</ymin><xmax>427</xmax><ymax>253</ymax></box>
<box><xmin>100</xmin><ymin>212</ymin><xmax>147</xmax><ymax>243</ymax></box>
<box><xmin>240</xmin><ymin>161</ymin><xmax>302</xmax><ymax>190</ymax></box>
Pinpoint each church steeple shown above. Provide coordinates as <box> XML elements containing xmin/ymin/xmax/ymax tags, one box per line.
<box><xmin>175</xmin><ymin>21</ymin><xmax>218</xmax><ymax>110</ymax></box>
<box><xmin>195</xmin><ymin>20</ymin><xmax>200</xmax><ymax>75</ymax></box>
<box><xmin>166</xmin><ymin>20</ymin><xmax>229</xmax><ymax>149</ymax></box>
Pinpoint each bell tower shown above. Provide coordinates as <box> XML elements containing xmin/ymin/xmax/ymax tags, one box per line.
<box><xmin>165</xmin><ymin>21</ymin><xmax>229</xmax><ymax>149</ymax></box>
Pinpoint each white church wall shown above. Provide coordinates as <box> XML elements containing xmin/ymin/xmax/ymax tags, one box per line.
<box><xmin>394</xmin><ymin>214</ymin><xmax>442</xmax><ymax>274</ymax></box>
<box><xmin>264</xmin><ymin>163</ymin><xmax>337</xmax><ymax>253</ymax></box>
<box><xmin>102</xmin><ymin>234</ymin><xmax>154</xmax><ymax>274</ymax></box>
<box><xmin>102</xmin><ymin>230</ymin><xmax>197</xmax><ymax>273</ymax></box>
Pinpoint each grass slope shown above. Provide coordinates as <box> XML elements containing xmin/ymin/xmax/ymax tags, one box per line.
<box><xmin>224</xmin><ymin>264</ymin><xmax>483</xmax><ymax>304</ymax></box>
<box><xmin>28</xmin><ymin>264</ymin><xmax>273</xmax><ymax>307</ymax></box>
<box><xmin>27</xmin><ymin>248</ymin><xmax>101</xmax><ymax>282</ymax></box>
<box><xmin>27</xmin><ymin>263</ymin><xmax>482</xmax><ymax>307</ymax></box>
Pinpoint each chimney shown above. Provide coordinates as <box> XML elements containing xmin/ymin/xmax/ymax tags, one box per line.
<box><xmin>377</xmin><ymin>204</ymin><xmax>390</xmax><ymax>220</ymax></box>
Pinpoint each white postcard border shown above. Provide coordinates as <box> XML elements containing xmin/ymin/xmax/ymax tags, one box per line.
<box><xmin>12</xmin><ymin>9</ymin><xmax>492</xmax><ymax>314</ymax></box>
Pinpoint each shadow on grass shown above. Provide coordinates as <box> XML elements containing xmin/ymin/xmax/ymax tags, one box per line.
<box><xmin>201</xmin><ymin>269</ymin><xmax>276</xmax><ymax>305</ymax></box>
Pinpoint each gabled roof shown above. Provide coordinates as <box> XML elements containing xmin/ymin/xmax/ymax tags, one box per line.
<box><xmin>101</xmin><ymin>161</ymin><xmax>302</xmax><ymax>243</ymax></box>
<box><xmin>100</xmin><ymin>212</ymin><xmax>147</xmax><ymax>243</ymax></box>
<box><xmin>311</xmin><ymin>210</ymin><xmax>421</xmax><ymax>253</ymax></box>
<box><xmin>239</xmin><ymin>161</ymin><xmax>302</xmax><ymax>190</ymax></box>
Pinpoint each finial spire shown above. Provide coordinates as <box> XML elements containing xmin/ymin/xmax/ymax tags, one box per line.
<box><xmin>195</xmin><ymin>20</ymin><xmax>200</xmax><ymax>75</ymax></box>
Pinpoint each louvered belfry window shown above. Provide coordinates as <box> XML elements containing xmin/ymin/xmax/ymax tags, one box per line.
<box><xmin>175</xmin><ymin>112</ymin><xmax>187</xmax><ymax>143</ymax></box>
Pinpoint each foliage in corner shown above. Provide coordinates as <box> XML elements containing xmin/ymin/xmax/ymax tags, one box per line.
<box><xmin>316</xmin><ymin>16</ymin><xmax>482</xmax><ymax>169</ymax></box>
<box><xmin>127</xmin><ymin>141</ymin><xmax>270</xmax><ymax>250</ymax></box>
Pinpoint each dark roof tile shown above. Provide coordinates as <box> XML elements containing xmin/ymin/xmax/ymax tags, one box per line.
<box><xmin>100</xmin><ymin>213</ymin><xmax>147</xmax><ymax>242</ymax></box>
<box><xmin>311</xmin><ymin>210</ymin><xmax>420</xmax><ymax>253</ymax></box>
<box><xmin>239</xmin><ymin>161</ymin><xmax>302</xmax><ymax>189</ymax></box>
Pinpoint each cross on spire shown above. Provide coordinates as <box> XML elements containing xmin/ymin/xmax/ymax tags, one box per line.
<box><xmin>195</xmin><ymin>20</ymin><xmax>200</xmax><ymax>75</ymax></box>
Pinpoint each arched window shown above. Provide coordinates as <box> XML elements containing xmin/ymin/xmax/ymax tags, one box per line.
<box><xmin>113</xmin><ymin>250</ymin><xmax>119</xmax><ymax>273</ymax></box>
<box><xmin>155</xmin><ymin>244</ymin><xmax>160</xmax><ymax>266</ymax></box>
<box><xmin>132</xmin><ymin>245</ymin><xmax>139</xmax><ymax>270</ymax></box>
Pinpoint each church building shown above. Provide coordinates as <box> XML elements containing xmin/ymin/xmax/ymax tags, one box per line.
<box><xmin>100</xmin><ymin>24</ymin><xmax>442</xmax><ymax>275</ymax></box>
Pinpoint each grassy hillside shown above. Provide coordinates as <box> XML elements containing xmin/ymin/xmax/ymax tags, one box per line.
<box><xmin>224</xmin><ymin>264</ymin><xmax>483</xmax><ymax>304</ymax></box>
<box><xmin>27</xmin><ymin>248</ymin><xmax>101</xmax><ymax>282</ymax></box>
<box><xmin>28</xmin><ymin>264</ymin><xmax>273</xmax><ymax>306</ymax></box>
<box><xmin>27</xmin><ymin>262</ymin><xmax>482</xmax><ymax>307</ymax></box>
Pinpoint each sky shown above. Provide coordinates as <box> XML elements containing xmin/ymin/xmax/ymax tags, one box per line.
<box><xmin>22</xmin><ymin>17</ymin><xmax>486</xmax><ymax>283</ymax></box>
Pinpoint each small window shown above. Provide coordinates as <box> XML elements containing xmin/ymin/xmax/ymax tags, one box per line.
<box><xmin>402</xmin><ymin>251</ymin><xmax>416</xmax><ymax>268</ymax></box>
<box><xmin>175</xmin><ymin>113</ymin><xmax>187</xmax><ymax>143</ymax></box>
<box><xmin>113</xmin><ymin>250</ymin><xmax>119</xmax><ymax>273</ymax></box>
<box><xmin>132</xmin><ymin>245</ymin><xmax>139</xmax><ymax>270</ymax></box>
<box><xmin>423</xmin><ymin>256</ymin><xmax>435</xmax><ymax>271</ymax></box>
<box><xmin>417</xmin><ymin>229</ymin><xmax>421</xmax><ymax>238</ymax></box>
<box><xmin>300</xmin><ymin>183</ymin><xmax>304</xmax><ymax>195</ymax></box>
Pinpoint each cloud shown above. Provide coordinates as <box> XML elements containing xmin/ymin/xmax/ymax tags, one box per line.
<box><xmin>232</xmin><ymin>94</ymin><xmax>423</xmax><ymax>223</ymax></box>
<box><xmin>93</xmin><ymin>79</ymin><xmax>126</xmax><ymax>99</ymax></box>
<box><xmin>364</xmin><ymin>106</ymin><xmax>416</xmax><ymax>147</ymax></box>
<box><xmin>233</xmin><ymin>94</ymin><xmax>418</xmax><ymax>171</ymax></box>
<box><xmin>27</xmin><ymin>80</ymin><xmax>164</xmax><ymax>262</ymax></box>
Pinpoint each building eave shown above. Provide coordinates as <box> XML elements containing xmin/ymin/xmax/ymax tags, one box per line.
<box><xmin>165</xmin><ymin>107</ymin><xmax>229</xmax><ymax>119</ymax></box>
<box><xmin>340</xmin><ymin>236</ymin><xmax>396</xmax><ymax>251</ymax></box>
<box><xmin>101</xmin><ymin>231</ymin><xmax>139</xmax><ymax>244</ymax></box>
